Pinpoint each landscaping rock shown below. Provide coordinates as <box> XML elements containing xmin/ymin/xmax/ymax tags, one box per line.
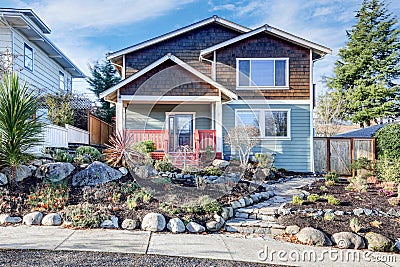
<box><xmin>2</xmin><ymin>165</ymin><xmax>32</xmax><ymax>182</ymax></box>
<box><xmin>141</xmin><ymin>213</ymin><xmax>165</xmax><ymax>232</ymax></box>
<box><xmin>41</xmin><ymin>213</ymin><xmax>62</xmax><ymax>226</ymax></box>
<box><xmin>121</xmin><ymin>219</ymin><xmax>138</xmax><ymax>230</ymax></box>
<box><xmin>72</xmin><ymin>161</ymin><xmax>122</xmax><ymax>186</ymax></box>
<box><xmin>212</xmin><ymin>159</ymin><xmax>229</xmax><ymax>168</ymax></box>
<box><xmin>387</xmin><ymin>208</ymin><xmax>398</xmax><ymax>216</ymax></box>
<box><xmin>186</xmin><ymin>222</ymin><xmax>205</xmax><ymax>233</ymax></box>
<box><xmin>285</xmin><ymin>225</ymin><xmax>300</xmax><ymax>235</ymax></box>
<box><xmin>365</xmin><ymin>232</ymin><xmax>394</xmax><ymax>252</ymax></box>
<box><xmin>243</xmin><ymin>196</ymin><xmax>253</xmax><ymax>206</ymax></box>
<box><xmin>36</xmin><ymin>162</ymin><xmax>75</xmax><ymax>182</ymax></box>
<box><xmin>134</xmin><ymin>165</ymin><xmax>158</xmax><ymax>179</ymax></box>
<box><xmin>167</xmin><ymin>218</ymin><xmax>185</xmax><ymax>233</ymax></box>
<box><xmin>119</xmin><ymin>167</ymin><xmax>128</xmax><ymax>176</ymax></box>
<box><xmin>296</xmin><ymin>227</ymin><xmax>332</xmax><ymax>246</ymax></box>
<box><xmin>0</xmin><ymin>214</ymin><xmax>22</xmax><ymax>224</ymax></box>
<box><xmin>0</xmin><ymin>173</ymin><xmax>7</xmax><ymax>185</ymax></box>
<box><xmin>331</xmin><ymin>232</ymin><xmax>365</xmax><ymax>249</ymax></box>
<box><xmin>231</xmin><ymin>201</ymin><xmax>241</xmax><ymax>209</ymax></box>
<box><xmin>100</xmin><ymin>216</ymin><xmax>119</xmax><ymax>229</ymax></box>
<box><xmin>364</xmin><ymin>208</ymin><xmax>373</xmax><ymax>216</ymax></box>
<box><xmin>353</xmin><ymin>208</ymin><xmax>364</xmax><ymax>216</ymax></box>
<box><xmin>221</xmin><ymin>207</ymin><xmax>230</xmax><ymax>221</ymax></box>
<box><xmin>23</xmin><ymin>212</ymin><xmax>43</xmax><ymax>226</ymax></box>
<box><xmin>206</xmin><ymin>214</ymin><xmax>225</xmax><ymax>232</ymax></box>
<box><xmin>238</xmin><ymin>198</ymin><xmax>246</xmax><ymax>207</ymax></box>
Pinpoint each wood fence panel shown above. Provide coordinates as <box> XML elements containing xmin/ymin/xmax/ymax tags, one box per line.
<box><xmin>330</xmin><ymin>139</ymin><xmax>352</xmax><ymax>175</ymax></box>
<box><xmin>89</xmin><ymin>114</ymin><xmax>114</xmax><ymax>145</ymax></box>
<box><xmin>314</xmin><ymin>138</ymin><xmax>328</xmax><ymax>173</ymax></box>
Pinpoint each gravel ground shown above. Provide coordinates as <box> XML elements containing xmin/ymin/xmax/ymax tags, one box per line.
<box><xmin>0</xmin><ymin>249</ymin><xmax>285</xmax><ymax>267</ymax></box>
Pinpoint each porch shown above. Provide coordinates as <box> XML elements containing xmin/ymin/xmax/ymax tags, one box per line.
<box><xmin>126</xmin><ymin>129</ymin><xmax>217</xmax><ymax>166</ymax></box>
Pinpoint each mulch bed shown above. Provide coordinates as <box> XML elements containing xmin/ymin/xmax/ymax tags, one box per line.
<box><xmin>277</xmin><ymin>179</ymin><xmax>400</xmax><ymax>241</ymax></box>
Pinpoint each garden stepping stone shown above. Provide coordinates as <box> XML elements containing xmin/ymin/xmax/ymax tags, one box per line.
<box><xmin>296</xmin><ymin>227</ymin><xmax>332</xmax><ymax>246</ymax></box>
<box><xmin>36</xmin><ymin>162</ymin><xmax>75</xmax><ymax>182</ymax></box>
<box><xmin>121</xmin><ymin>219</ymin><xmax>138</xmax><ymax>230</ymax></box>
<box><xmin>42</xmin><ymin>213</ymin><xmax>62</xmax><ymax>226</ymax></box>
<box><xmin>331</xmin><ymin>232</ymin><xmax>365</xmax><ymax>249</ymax></box>
<box><xmin>23</xmin><ymin>212</ymin><xmax>43</xmax><ymax>226</ymax></box>
<box><xmin>186</xmin><ymin>222</ymin><xmax>205</xmax><ymax>233</ymax></box>
<box><xmin>72</xmin><ymin>161</ymin><xmax>122</xmax><ymax>186</ymax></box>
<box><xmin>167</xmin><ymin>218</ymin><xmax>185</xmax><ymax>233</ymax></box>
<box><xmin>365</xmin><ymin>232</ymin><xmax>394</xmax><ymax>252</ymax></box>
<box><xmin>141</xmin><ymin>213</ymin><xmax>165</xmax><ymax>232</ymax></box>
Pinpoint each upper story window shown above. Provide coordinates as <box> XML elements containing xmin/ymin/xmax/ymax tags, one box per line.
<box><xmin>237</xmin><ymin>58</ymin><xmax>289</xmax><ymax>88</ymax></box>
<box><xmin>59</xmin><ymin>71</ymin><xmax>65</xmax><ymax>91</ymax></box>
<box><xmin>24</xmin><ymin>43</ymin><xmax>33</xmax><ymax>71</ymax></box>
<box><xmin>235</xmin><ymin>109</ymin><xmax>291</xmax><ymax>139</ymax></box>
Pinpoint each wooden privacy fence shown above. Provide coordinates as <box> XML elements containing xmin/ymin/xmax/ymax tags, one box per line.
<box><xmin>89</xmin><ymin>114</ymin><xmax>114</xmax><ymax>145</ymax></box>
<box><xmin>314</xmin><ymin>137</ymin><xmax>376</xmax><ymax>176</ymax></box>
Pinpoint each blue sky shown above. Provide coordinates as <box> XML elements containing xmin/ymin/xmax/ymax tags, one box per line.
<box><xmin>3</xmin><ymin>0</ymin><xmax>400</xmax><ymax>98</ymax></box>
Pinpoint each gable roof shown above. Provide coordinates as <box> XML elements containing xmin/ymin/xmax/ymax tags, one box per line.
<box><xmin>334</xmin><ymin>124</ymin><xmax>386</xmax><ymax>138</ymax></box>
<box><xmin>0</xmin><ymin>8</ymin><xmax>85</xmax><ymax>78</ymax></box>
<box><xmin>200</xmin><ymin>24</ymin><xmax>332</xmax><ymax>58</ymax></box>
<box><xmin>100</xmin><ymin>53</ymin><xmax>237</xmax><ymax>101</ymax></box>
<box><xmin>106</xmin><ymin>16</ymin><xmax>250</xmax><ymax>60</ymax></box>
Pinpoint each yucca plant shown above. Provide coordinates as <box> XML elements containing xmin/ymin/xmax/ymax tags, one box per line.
<box><xmin>103</xmin><ymin>131</ymin><xmax>144</xmax><ymax>167</ymax></box>
<box><xmin>0</xmin><ymin>73</ymin><xmax>43</xmax><ymax>187</ymax></box>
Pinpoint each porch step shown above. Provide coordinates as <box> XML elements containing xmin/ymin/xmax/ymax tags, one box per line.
<box><xmin>169</xmin><ymin>152</ymin><xmax>199</xmax><ymax>169</ymax></box>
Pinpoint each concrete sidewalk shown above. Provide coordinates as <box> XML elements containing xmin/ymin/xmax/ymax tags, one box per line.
<box><xmin>0</xmin><ymin>226</ymin><xmax>398</xmax><ymax>267</ymax></box>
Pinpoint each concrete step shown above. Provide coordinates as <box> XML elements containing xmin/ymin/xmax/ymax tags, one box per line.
<box><xmin>225</xmin><ymin>218</ymin><xmax>286</xmax><ymax>235</ymax></box>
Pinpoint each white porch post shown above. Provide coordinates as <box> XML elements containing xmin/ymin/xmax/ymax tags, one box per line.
<box><xmin>215</xmin><ymin>101</ymin><xmax>223</xmax><ymax>157</ymax></box>
<box><xmin>116</xmin><ymin>99</ymin><xmax>125</xmax><ymax>133</ymax></box>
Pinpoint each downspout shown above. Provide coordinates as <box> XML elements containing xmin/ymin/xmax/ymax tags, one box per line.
<box><xmin>310</xmin><ymin>49</ymin><xmax>315</xmax><ymax>174</ymax></box>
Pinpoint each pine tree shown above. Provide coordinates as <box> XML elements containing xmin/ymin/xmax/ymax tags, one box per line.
<box><xmin>87</xmin><ymin>60</ymin><xmax>121</xmax><ymax>123</ymax></box>
<box><xmin>328</xmin><ymin>0</ymin><xmax>400</xmax><ymax>127</ymax></box>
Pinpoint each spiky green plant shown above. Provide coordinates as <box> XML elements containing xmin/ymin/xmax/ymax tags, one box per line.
<box><xmin>0</xmin><ymin>73</ymin><xmax>42</xmax><ymax>186</ymax></box>
<box><xmin>104</xmin><ymin>131</ymin><xmax>144</xmax><ymax>167</ymax></box>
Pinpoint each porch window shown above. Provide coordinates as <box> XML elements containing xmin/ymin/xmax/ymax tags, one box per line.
<box><xmin>24</xmin><ymin>43</ymin><xmax>33</xmax><ymax>71</ymax></box>
<box><xmin>237</xmin><ymin>58</ymin><xmax>288</xmax><ymax>88</ymax></box>
<box><xmin>235</xmin><ymin>109</ymin><xmax>290</xmax><ymax>139</ymax></box>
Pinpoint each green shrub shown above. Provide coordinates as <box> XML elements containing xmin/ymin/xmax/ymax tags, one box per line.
<box><xmin>202</xmin><ymin>166</ymin><xmax>223</xmax><ymax>176</ymax></box>
<box><xmin>159</xmin><ymin>203</ymin><xmax>182</xmax><ymax>215</ymax></box>
<box><xmin>350</xmin><ymin>217</ymin><xmax>361</xmax><ymax>233</ymax></box>
<box><xmin>375</xmin><ymin>124</ymin><xmax>400</xmax><ymax>160</ymax></box>
<box><xmin>45</xmin><ymin>93</ymin><xmax>74</xmax><ymax>127</ymax></box>
<box><xmin>134</xmin><ymin>140</ymin><xmax>156</xmax><ymax>154</ymax></box>
<box><xmin>126</xmin><ymin>190</ymin><xmax>152</xmax><ymax>209</ymax></box>
<box><xmin>182</xmin><ymin>165</ymin><xmax>199</xmax><ymax>174</ymax></box>
<box><xmin>325</xmin><ymin>172</ymin><xmax>339</xmax><ymax>182</ymax></box>
<box><xmin>255</xmin><ymin>153</ymin><xmax>273</xmax><ymax>168</ymax></box>
<box><xmin>324</xmin><ymin>213</ymin><xmax>335</xmax><ymax>221</ymax></box>
<box><xmin>345</xmin><ymin>175</ymin><xmax>368</xmax><ymax>193</ymax></box>
<box><xmin>291</xmin><ymin>195</ymin><xmax>304</xmax><ymax>205</ymax></box>
<box><xmin>200</xmin><ymin>196</ymin><xmax>222</xmax><ymax>214</ymax></box>
<box><xmin>322</xmin><ymin>194</ymin><xmax>341</xmax><ymax>205</ymax></box>
<box><xmin>154</xmin><ymin>158</ymin><xmax>174</xmax><ymax>172</ymax></box>
<box><xmin>53</xmin><ymin>149</ymin><xmax>73</xmax><ymax>163</ymax></box>
<box><xmin>64</xmin><ymin>203</ymin><xmax>108</xmax><ymax>228</ymax></box>
<box><xmin>350</xmin><ymin>157</ymin><xmax>374</xmax><ymax>173</ymax></box>
<box><xmin>307</xmin><ymin>194</ymin><xmax>319</xmax><ymax>202</ymax></box>
<box><xmin>75</xmin><ymin>146</ymin><xmax>101</xmax><ymax>163</ymax></box>
<box><xmin>376</xmin><ymin>157</ymin><xmax>400</xmax><ymax>183</ymax></box>
<box><xmin>325</xmin><ymin>180</ymin><xmax>336</xmax><ymax>187</ymax></box>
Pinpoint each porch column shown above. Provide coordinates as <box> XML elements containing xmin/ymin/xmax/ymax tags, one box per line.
<box><xmin>215</xmin><ymin>101</ymin><xmax>223</xmax><ymax>158</ymax></box>
<box><xmin>116</xmin><ymin>100</ymin><xmax>124</xmax><ymax>133</ymax></box>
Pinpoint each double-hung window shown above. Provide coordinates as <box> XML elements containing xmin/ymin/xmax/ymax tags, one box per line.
<box><xmin>235</xmin><ymin>109</ymin><xmax>291</xmax><ymax>139</ymax></box>
<box><xmin>24</xmin><ymin>43</ymin><xmax>33</xmax><ymax>71</ymax></box>
<box><xmin>237</xmin><ymin>58</ymin><xmax>288</xmax><ymax>88</ymax></box>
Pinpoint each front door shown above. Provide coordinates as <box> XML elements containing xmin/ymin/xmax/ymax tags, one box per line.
<box><xmin>168</xmin><ymin>114</ymin><xmax>194</xmax><ymax>152</ymax></box>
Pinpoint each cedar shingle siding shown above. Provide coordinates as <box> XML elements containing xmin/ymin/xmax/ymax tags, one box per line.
<box><xmin>215</xmin><ymin>32</ymin><xmax>310</xmax><ymax>100</ymax></box>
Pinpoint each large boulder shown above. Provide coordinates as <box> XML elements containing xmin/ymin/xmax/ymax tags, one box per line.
<box><xmin>212</xmin><ymin>159</ymin><xmax>230</xmax><ymax>169</ymax></box>
<box><xmin>23</xmin><ymin>212</ymin><xmax>43</xmax><ymax>226</ymax></box>
<box><xmin>36</xmin><ymin>162</ymin><xmax>75</xmax><ymax>182</ymax></box>
<box><xmin>0</xmin><ymin>173</ymin><xmax>8</xmax><ymax>185</ymax></box>
<box><xmin>0</xmin><ymin>214</ymin><xmax>22</xmax><ymax>224</ymax></box>
<box><xmin>141</xmin><ymin>213</ymin><xmax>165</xmax><ymax>232</ymax></box>
<box><xmin>296</xmin><ymin>227</ymin><xmax>332</xmax><ymax>246</ymax></box>
<box><xmin>42</xmin><ymin>213</ymin><xmax>62</xmax><ymax>226</ymax></box>
<box><xmin>206</xmin><ymin>214</ymin><xmax>225</xmax><ymax>232</ymax></box>
<box><xmin>167</xmin><ymin>218</ymin><xmax>185</xmax><ymax>233</ymax></box>
<box><xmin>331</xmin><ymin>232</ymin><xmax>365</xmax><ymax>249</ymax></box>
<box><xmin>365</xmin><ymin>232</ymin><xmax>394</xmax><ymax>252</ymax></box>
<box><xmin>2</xmin><ymin>165</ymin><xmax>32</xmax><ymax>183</ymax></box>
<box><xmin>72</xmin><ymin>161</ymin><xmax>122</xmax><ymax>186</ymax></box>
<box><xmin>186</xmin><ymin>222</ymin><xmax>205</xmax><ymax>233</ymax></box>
<box><xmin>134</xmin><ymin>165</ymin><xmax>158</xmax><ymax>179</ymax></box>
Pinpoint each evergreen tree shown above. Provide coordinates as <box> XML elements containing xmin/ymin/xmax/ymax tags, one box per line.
<box><xmin>328</xmin><ymin>0</ymin><xmax>400</xmax><ymax>127</ymax></box>
<box><xmin>87</xmin><ymin>60</ymin><xmax>121</xmax><ymax>123</ymax></box>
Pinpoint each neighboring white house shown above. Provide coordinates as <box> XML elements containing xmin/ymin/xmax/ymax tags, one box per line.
<box><xmin>0</xmin><ymin>8</ymin><xmax>85</xmax><ymax>93</ymax></box>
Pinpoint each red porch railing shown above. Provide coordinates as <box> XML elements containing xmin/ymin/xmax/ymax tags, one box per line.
<box><xmin>194</xmin><ymin>129</ymin><xmax>217</xmax><ymax>158</ymax></box>
<box><xmin>125</xmin><ymin>130</ymin><xmax>169</xmax><ymax>151</ymax></box>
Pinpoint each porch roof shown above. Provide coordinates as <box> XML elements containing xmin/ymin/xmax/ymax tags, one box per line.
<box><xmin>100</xmin><ymin>53</ymin><xmax>237</xmax><ymax>102</ymax></box>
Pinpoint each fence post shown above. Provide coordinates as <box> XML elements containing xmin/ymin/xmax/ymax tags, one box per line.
<box><xmin>326</xmin><ymin>137</ymin><xmax>331</xmax><ymax>173</ymax></box>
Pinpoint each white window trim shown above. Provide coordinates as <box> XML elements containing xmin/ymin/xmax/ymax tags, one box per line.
<box><xmin>24</xmin><ymin>43</ymin><xmax>33</xmax><ymax>72</ymax></box>
<box><xmin>165</xmin><ymin>112</ymin><xmax>196</xmax><ymax>150</ymax></box>
<box><xmin>235</xmin><ymin>108</ymin><xmax>291</xmax><ymax>140</ymax></box>
<box><xmin>59</xmin><ymin>71</ymin><xmax>65</xmax><ymax>91</ymax></box>
<box><xmin>236</xmin><ymin>58</ymin><xmax>289</xmax><ymax>89</ymax></box>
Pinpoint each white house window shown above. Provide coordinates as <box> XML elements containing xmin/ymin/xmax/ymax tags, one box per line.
<box><xmin>24</xmin><ymin>43</ymin><xmax>33</xmax><ymax>71</ymax></box>
<box><xmin>235</xmin><ymin>109</ymin><xmax>291</xmax><ymax>139</ymax></box>
<box><xmin>59</xmin><ymin>71</ymin><xmax>65</xmax><ymax>91</ymax></box>
<box><xmin>237</xmin><ymin>58</ymin><xmax>288</xmax><ymax>88</ymax></box>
